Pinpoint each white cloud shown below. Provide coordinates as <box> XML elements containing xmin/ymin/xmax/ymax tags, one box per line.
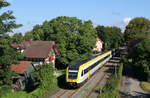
<box><xmin>123</xmin><ymin>17</ymin><xmax>132</xmax><ymax>25</ymax></box>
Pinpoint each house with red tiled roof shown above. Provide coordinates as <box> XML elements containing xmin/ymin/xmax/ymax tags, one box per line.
<box><xmin>11</xmin><ymin>41</ymin><xmax>60</xmax><ymax>66</ymax></box>
<box><xmin>10</xmin><ymin>41</ymin><xmax>60</xmax><ymax>90</ymax></box>
<box><xmin>11</xmin><ymin>61</ymin><xmax>35</xmax><ymax>90</ymax></box>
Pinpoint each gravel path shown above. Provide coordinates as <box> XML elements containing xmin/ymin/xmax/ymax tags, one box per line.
<box><xmin>120</xmin><ymin>64</ymin><xmax>150</xmax><ymax>98</ymax></box>
<box><xmin>121</xmin><ymin>76</ymin><xmax>150</xmax><ymax>98</ymax></box>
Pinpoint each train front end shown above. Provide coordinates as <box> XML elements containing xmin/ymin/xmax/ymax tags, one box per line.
<box><xmin>66</xmin><ymin>67</ymin><xmax>79</xmax><ymax>87</ymax></box>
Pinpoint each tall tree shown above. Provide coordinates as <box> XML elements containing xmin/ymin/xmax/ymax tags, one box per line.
<box><xmin>29</xmin><ymin>16</ymin><xmax>97</xmax><ymax>67</ymax></box>
<box><xmin>0</xmin><ymin>0</ymin><xmax>23</xmax><ymax>86</ymax></box>
<box><xmin>96</xmin><ymin>25</ymin><xmax>124</xmax><ymax>49</ymax></box>
<box><xmin>128</xmin><ymin>39</ymin><xmax>150</xmax><ymax>81</ymax></box>
<box><xmin>124</xmin><ymin>17</ymin><xmax>150</xmax><ymax>43</ymax></box>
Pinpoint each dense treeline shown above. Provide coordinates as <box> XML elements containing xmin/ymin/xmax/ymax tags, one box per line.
<box><xmin>128</xmin><ymin>39</ymin><xmax>150</xmax><ymax>81</ymax></box>
<box><xmin>124</xmin><ymin>17</ymin><xmax>150</xmax><ymax>43</ymax></box>
<box><xmin>96</xmin><ymin>25</ymin><xmax>124</xmax><ymax>50</ymax></box>
<box><xmin>25</xmin><ymin>16</ymin><xmax>98</xmax><ymax>67</ymax></box>
<box><xmin>124</xmin><ymin>17</ymin><xmax>150</xmax><ymax>81</ymax></box>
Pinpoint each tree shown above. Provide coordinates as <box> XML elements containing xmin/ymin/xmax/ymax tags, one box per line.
<box><xmin>0</xmin><ymin>0</ymin><xmax>21</xmax><ymax>34</ymax></box>
<box><xmin>128</xmin><ymin>39</ymin><xmax>150</xmax><ymax>81</ymax></box>
<box><xmin>24</xmin><ymin>31</ymin><xmax>33</xmax><ymax>41</ymax></box>
<box><xmin>0</xmin><ymin>0</ymin><xmax>23</xmax><ymax>87</ymax></box>
<box><xmin>11</xmin><ymin>33</ymin><xmax>23</xmax><ymax>43</ymax></box>
<box><xmin>96</xmin><ymin>25</ymin><xmax>124</xmax><ymax>50</ymax></box>
<box><xmin>29</xmin><ymin>16</ymin><xmax>97</xmax><ymax>67</ymax></box>
<box><xmin>124</xmin><ymin>17</ymin><xmax>150</xmax><ymax>43</ymax></box>
<box><xmin>30</xmin><ymin>25</ymin><xmax>45</xmax><ymax>40</ymax></box>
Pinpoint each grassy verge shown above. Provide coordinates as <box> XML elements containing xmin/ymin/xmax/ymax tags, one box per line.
<box><xmin>98</xmin><ymin>63</ymin><xmax>123</xmax><ymax>98</ymax></box>
<box><xmin>140</xmin><ymin>82</ymin><xmax>150</xmax><ymax>92</ymax></box>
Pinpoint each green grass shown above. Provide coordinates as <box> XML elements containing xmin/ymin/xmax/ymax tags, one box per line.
<box><xmin>2</xmin><ymin>91</ymin><xmax>34</xmax><ymax>98</ymax></box>
<box><xmin>140</xmin><ymin>82</ymin><xmax>150</xmax><ymax>92</ymax></box>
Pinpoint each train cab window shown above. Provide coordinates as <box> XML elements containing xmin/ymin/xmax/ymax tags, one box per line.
<box><xmin>84</xmin><ymin>67</ymin><xmax>89</xmax><ymax>74</ymax></box>
<box><xmin>68</xmin><ymin>72</ymin><xmax>78</xmax><ymax>79</ymax></box>
<box><xmin>81</xmin><ymin>70</ymin><xmax>84</xmax><ymax>76</ymax></box>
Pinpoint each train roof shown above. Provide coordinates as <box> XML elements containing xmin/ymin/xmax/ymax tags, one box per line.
<box><xmin>69</xmin><ymin>49</ymin><xmax>112</xmax><ymax>70</ymax></box>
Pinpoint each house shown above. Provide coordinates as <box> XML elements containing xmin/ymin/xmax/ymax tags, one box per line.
<box><xmin>11</xmin><ymin>41</ymin><xmax>60</xmax><ymax>66</ymax></box>
<box><xmin>11</xmin><ymin>61</ymin><xmax>35</xmax><ymax>90</ymax></box>
<box><xmin>93</xmin><ymin>38</ymin><xmax>104</xmax><ymax>52</ymax></box>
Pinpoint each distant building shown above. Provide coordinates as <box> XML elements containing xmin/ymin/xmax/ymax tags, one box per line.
<box><xmin>11</xmin><ymin>41</ymin><xmax>60</xmax><ymax>66</ymax></box>
<box><xmin>93</xmin><ymin>38</ymin><xmax>104</xmax><ymax>52</ymax></box>
<box><xmin>11</xmin><ymin>61</ymin><xmax>35</xmax><ymax>90</ymax></box>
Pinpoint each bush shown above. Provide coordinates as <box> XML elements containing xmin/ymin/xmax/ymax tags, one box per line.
<box><xmin>30</xmin><ymin>64</ymin><xmax>58</xmax><ymax>97</ymax></box>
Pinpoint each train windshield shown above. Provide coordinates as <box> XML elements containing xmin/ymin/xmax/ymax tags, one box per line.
<box><xmin>69</xmin><ymin>60</ymin><xmax>86</xmax><ymax>70</ymax></box>
<box><xmin>68</xmin><ymin>72</ymin><xmax>78</xmax><ymax>79</ymax></box>
<box><xmin>69</xmin><ymin>55</ymin><xmax>100</xmax><ymax>70</ymax></box>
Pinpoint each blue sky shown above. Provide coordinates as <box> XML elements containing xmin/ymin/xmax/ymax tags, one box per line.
<box><xmin>5</xmin><ymin>0</ymin><xmax>150</xmax><ymax>33</ymax></box>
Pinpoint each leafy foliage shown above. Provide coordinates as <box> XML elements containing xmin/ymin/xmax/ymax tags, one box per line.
<box><xmin>0</xmin><ymin>1</ymin><xmax>21</xmax><ymax>34</ymax></box>
<box><xmin>24</xmin><ymin>31</ymin><xmax>34</xmax><ymax>41</ymax></box>
<box><xmin>124</xmin><ymin>17</ymin><xmax>150</xmax><ymax>43</ymax></box>
<box><xmin>29</xmin><ymin>64</ymin><xmax>58</xmax><ymax>98</ymax></box>
<box><xmin>96</xmin><ymin>25</ymin><xmax>124</xmax><ymax>50</ymax></box>
<box><xmin>128</xmin><ymin>39</ymin><xmax>150</xmax><ymax>81</ymax></box>
<box><xmin>27</xmin><ymin>16</ymin><xmax>97</xmax><ymax>67</ymax></box>
<box><xmin>0</xmin><ymin>0</ymin><xmax>23</xmax><ymax>91</ymax></box>
<box><xmin>11</xmin><ymin>33</ymin><xmax>23</xmax><ymax>43</ymax></box>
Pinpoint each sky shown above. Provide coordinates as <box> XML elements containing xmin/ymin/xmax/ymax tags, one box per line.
<box><xmin>4</xmin><ymin>0</ymin><xmax>150</xmax><ymax>34</ymax></box>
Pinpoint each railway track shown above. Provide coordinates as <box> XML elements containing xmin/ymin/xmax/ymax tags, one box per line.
<box><xmin>55</xmin><ymin>88</ymin><xmax>79</xmax><ymax>98</ymax></box>
<box><xmin>50</xmin><ymin>56</ymin><xmax>120</xmax><ymax>98</ymax></box>
<box><xmin>86</xmin><ymin>73</ymin><xmax>107</xmax><ymax>98</ymax></box>
<box><xmin>51</xmin><ymin>66</ymin><xmax>107</xmax><ymax>98</ymax></box>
